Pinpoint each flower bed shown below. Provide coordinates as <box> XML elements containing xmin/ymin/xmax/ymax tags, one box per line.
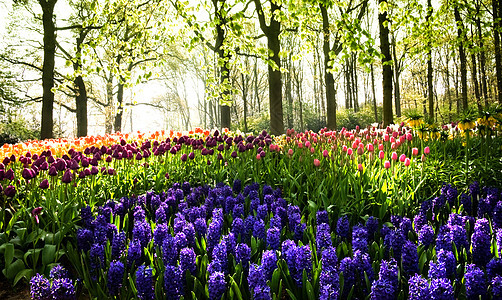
<box><xmin>25</xmin><ymin>180</ymin><xmax>502</xmax><ymax>299</ymax></box>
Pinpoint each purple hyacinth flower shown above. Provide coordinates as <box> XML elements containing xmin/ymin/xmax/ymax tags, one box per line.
<box><xmin>136</xmin><ymin>265</ymin><xmax>154</xmax><ymax>300</ymax></box>
<box><xmin>465</xmin><ymin>264</ymin><xmax>487</xmax><ymax>299</ymax></box>
<box><xmin>208</xmin><ymin>271</ymin><xmax>226</xmax><ymax>300</ymax></box>
<box><xmin>107</xmin><ymin>261</ymin><xmax>125</xmax><ymax>296</ymax></box>
<box><xmin>30</xmin><ymin>274</ymin><xmax>51</xmax><ymax>300</ymax></box>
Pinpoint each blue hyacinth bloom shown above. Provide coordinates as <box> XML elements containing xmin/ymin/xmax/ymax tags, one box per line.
<box><xmin>136</xmin><ymin>265</ymin><xmax>154</xmax><ymax>300</ymax></box>
<box><xmin>107</xmin><ymin>261</ymin><xmax>125</xmax><ymax>296</ymax></box>
<box><xmin>208</xmin><ymin>272</ymin><xmax>226</xmax><ymax>300</ymax></box>
<box><xmin>408</xmin><ymin>274</ymin><xmax>430</xmax><ymax>299</ymax></box>
<box><xmin>464</xmin><ymin>264</ymin><xmax>487</xmax><ymax>299</ymax></box>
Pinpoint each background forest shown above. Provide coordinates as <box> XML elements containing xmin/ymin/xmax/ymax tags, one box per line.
<box><xmin>0</xmin><ymin>0</ymin><xmax>500</xmax><ymax>141</ymax></box>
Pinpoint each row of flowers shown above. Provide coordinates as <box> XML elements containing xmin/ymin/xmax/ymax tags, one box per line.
<box><xmin>28</xmin><ymin>180</ymin><xmax>502</xmax><ymax>299</ymax></box>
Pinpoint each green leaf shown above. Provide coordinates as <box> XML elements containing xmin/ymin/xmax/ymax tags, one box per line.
<box><xmin>4</xmin><ymin>259</ymin><xmax>25</xmax><ymax>280</ymax></box>
<box><xmin>4</xmin><ymin>243</ymin><xmax>14</xmax><ymax>267</ymax></box>
<box><xmin>14</xmin><ymin>268</ymin><xmax>33</xmax><ymax>286</ymax></box>
<box><xmin>42</xmin><ymin>245</ymin><xmax>57</xmax><ymax>266</ymax></box>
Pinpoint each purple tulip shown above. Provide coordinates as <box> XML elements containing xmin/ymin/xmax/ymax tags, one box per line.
<box><xmin>106</xmin><ymin>156</ymin><xmax>112</xmax><ymax>163</ymax></box>
<box><xmin>135</xmin><ymin>152</ymin><xmax>143</xmax><ymax>160</ymax></box>
<box><xmin>40</xmin><ymin>161</ymin><xmax>49</xmax><ymax>171</ymax></box>
<box><xmin>22</xmin><ymin>168</ymin><xmax>34</xmax><ymax>180</ymax></box>
<box><xmin>0</xmin><ymin>163</ymin><xmax>4</xmax><ymax>169</ymax></box>
<box><xmin>39</xmin><ymin>179</ymin><xmax>49</xmax><ymax>190</ymax></box>
<box><xmin>62</xmin><ymin>169</ymin><xmax>72</xmax><ymax>184</ymax></box>
<box><xmin>84</xmin><ymin>169</ymin><xmax>91</xmax><ymax>176</ymax></box>
<box><xmin>108</xmin><ymin>168</ymin><xmax>116</xmax><ymax>175</ymax></box>
<box><xmin>4</xmin><ymin>185</ymin><xmax>16</xmax><ymax>197</ymax></box>
<box><xmin>69</xmin><ymin>159</ymin><xmax>80</xmax><ymax>170</ymax></box>
<box><xmin>4</xmin><ymin>168</ymin><xmax>14</xmax><ymax>181</ymax></box>
<box><xmin>81</xmin><ymin>157</ymin><xmax>89</xmax><ymax>167</ymax></box>
<box><xmin>231</xmin><ymin>151</ymin><xmax>237</xmax><ymax>158</ymax></box>
<box><xmin>181</xmin><ymin>154</ymin><xmax>188</xmax><ymax>162</ymax></box>
<box><xmin>2</xmin><ymin>157</ymin><xmax>9</xmax><ymax>165</ymax></box>
<box><xmin>90</xmin><ymin>166</ymin><xmax>98</xmax><ymax>175</ymax></box>
<box><xmin>48</xmin><ymin>164</ymin><xmax>59</xmax><ymax>176</ymax></box>
<box><xmin>188</xmin><ymin>152</ymin><xmax>195</xmax><ymax>160</ymax></box>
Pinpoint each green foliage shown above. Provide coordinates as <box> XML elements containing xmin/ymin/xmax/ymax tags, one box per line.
<box><xmin>337</xmin><ymin>104</ymin><xmax>383</xmax><ymax>129</ymax></box>
<box><xmin>0</xmin><ymin>117</ymin><xmax>39</xmax><ymax>144</ymax></box>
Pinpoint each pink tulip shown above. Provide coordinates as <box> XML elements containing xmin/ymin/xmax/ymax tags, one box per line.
<box><xmin>314</xmin><ymin>159</ymin><xmax>320</xmax><ymax>167</ymax></box>
<box><xmin>424</xmin><ymin>146</ymin><xmax>430</xmax><ymax>155</ymax></box>
<box><xmin>288</xmin><ymin>149</ymin><xmax>294</xmax><ymax>156</ymax></box>
<box><xmin>342</xmin><ymin>145</ymin><xmax>348</xmax><ymax>152</ymax></box>
<box><xmin>384</xmin><ymin>160</ymin><xmax>391</xmax><ymax>169</ymax></box>
<box><xmin>310</xmin><ymin>147</ymin><xmax>315</xmax><ymax>154</ymax></box>
<box><xmin>367</xmin><ymin>143</ymin><xmax>374</xmax><ymax>152</ymax></box>
<box><xmin>305</xmin><ymin>141</ymin><xmax>311</xmax><ymax>148</ymax></box>
<box><xmin>404</xmin><ymin>158</ymin><xmax>411</xmax><ymax>167</ymax></box>
<box><xmin>256</xmin><ymin>154</ymin><xmax>261</xmax><ymax>160</ymax></box>
<box><xmin>322</xmin><ymin>150</ymin><xmax>329</xmax><ymax>158</ymax></box>
<box><xmin>421</xmin><ymin>154</ymin><xmax>426</xmax><ymax>162</ymax></box>
<box><xmin>358</xmin><ymin>164</ymin><xmax>363</xmax><ymax>172</ymax></box>
<box><xmin>391</xmin><ymin>152</ymin><xmax>398</xmax><ymax>161</ymax></box>
<box><xmin>31</xmin><ymin>207</ymin><xmax>43</xmax><ymax>224</ymax></box>
<box><xmin>298</xmin><ymin>142</ymin><xmax>303</xmax><ymax>149</ymax></box>
<box><xmin>406</xmin><ymin>133</ymin><xmax>413</xmax><ymax>141</ymax></box>
<box><xmin>412</xmin><ymin>148</ymin><xmax>418</xmax><ymax>156</ymax></box>
<box><xmin>379</xmin><ymin>150</ymin><xmax>385</xmax><ymax>160</ymax></box>
<box><xmin>399</xmin><ymin>154</ymin><xmax>406</xmax><ymax>162</ymax></box>
<box><xmin>378</xmin><ymin>143</ymin><xmax>384</xmax><ymax>151</ymax></box>
<box><xmin>384</xmin><ymin>134</ymin><xmax>389</xmax><ymax>142</ymax></box>
<box><xmin>357</xmin><ymin>147</ymin><xmax>364</xmax><ymax>156</ymax></box>
<box><xmin>347</xmin><ymin>148</ymin><xmax>353</xmax><ymax>156</ymax></box>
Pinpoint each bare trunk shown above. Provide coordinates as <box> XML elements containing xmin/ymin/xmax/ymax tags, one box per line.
<box><xmin>427</xmin><ymin>0</ymin><xmax>434</xmax><ymax>121</ymax></box>
<box><xmin>493</xmin><ymin>0</ymin><xmax>502</xmax><ymax>103</ymax></box>
<box><xmin>320</xmin><ymin>3</ymin><xmax>337</xmax><ymax>129</ymax></box>
<box><xmin>454</xmin><ymin>4</ymin><xmax>468</xmax><ymax>111</ymax></box>
<box><xmin>75</xmin><ymin>30</ymin><xmax>88</xmax><ymax>137</ymax></box>
<box><xmin>379</xmin><ymin>0</ymin><xmax>393</xmax><ymax>126</ymax></box>
<box><xmin>40</xmin><ymin>0</ymin><xmax>57</xmax><ymax>139</ymax></box>
<box><xmin>105</xmin><ymin>72</ymin><xmax>114</xmax><ymax>134</ymax></box>
<box><xmin>371</xmin><ymin>63</ymin><xmax>378</xmax><ymax>123</ymax></box>
<box><xmin>391</xmin><ymin>32</ymin><xmax>401</xmax><ymax>117</ymax></box>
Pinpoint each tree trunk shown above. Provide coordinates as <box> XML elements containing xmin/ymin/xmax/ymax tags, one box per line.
<box><xmin>105</xmin><ymin>72</ymin><xmax>114</xmax><ymax>134</ymax></box>
<box><xmin>471</xmin><ymin>51</ymin><xmax>482</xmax><ymax>112</ymax></box>
<box><xmin>378</xmin><ymin>0</ymin><xmax>393</xmax><ymax>126</ymax></box>
<box><xmin>493</xmin><ymin>0</ymin><xmax>502</xmax><ymax>103</ymax></box>
<box><xmin>352</xmin><ymin>53</ymin><xmax>359</xmax><ymax>112</ymax></box>
<box><xmin>391</xmin><ymin>32</ymin><xmax>401</xmax><ymax>117</ymax></box>
<box><xmin>454</xmin><ymin>4</ymin><xmax>468</xmax><ymax>111</ymax></box>
<box><xmin>320</xmin><ymin>3</ymin><xmax>337</xmax><ymax>129</ymax></box>
<box><xmin>445</xmin><ymin>49</ymin><xmax>452</xmax><ymax>120</ymax></box>
<box><xmin>476</xmin><ymin>3</ymin><xmax>488</xmax><ymax>107</ymax></box>
<box><xmin>371</xmin><ymin>63</ymin><xmax>378</xmax><ymax>123</ymax></box>
<box><xmin>114</xmin><ymin>78</ymin><xmax>124</xmax><ymax>132</ymax></box>
<box><xmin>75</xmin><ymin>30</ymin><xmax>88</xmax><ymax>137</ymax></box>
<box><xmin>254</xmin><ymin>0</ymin><xmax>283</xmax><ymax>135</ymax></box>
<box><xmin>242</xmin><ymin>73</ymin><xmax>248</xmax><ymax>132</ymax></box>
<box><xmin>39</xmin><ymin>0</ymin><xmax>58</xmax><ymax>139</ymax></box>
<box><xmin>214</xmin><ymin>0</ymin><xmax>231</xmax><ymax>130</ymax></box>
<box><xmin>427</xmin><ymin>0</ymin><xmax>434</xmax><ymax>121</ymax></box>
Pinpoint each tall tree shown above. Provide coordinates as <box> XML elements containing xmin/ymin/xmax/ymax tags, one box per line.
<box><xmin>453</xmin><ymin>1</ymin><xmax>468</xmax><ymax>111</ymax></box>
<box><xmin>378</xmin><ymin>0</ymin><xmax>393</xmax><ymax>126</ymax></box>
<box><xmin>253</xmin><ymin>0</ymin><xmax>284</xmax><ymax>135</ymax></box>
<box><xmin>427</xmin><ymin>0</ymin><xmax>434</xmax><ymax>120</ymax></box>
<box><xmin>39</xmin><ymin>0</ymin><xmax>58</xmax><ymax>139</ymax></box>
<box><xmin>493</xmin><ymin>0</ymin><xmax>502</xmax><ymax>103</ymax></box>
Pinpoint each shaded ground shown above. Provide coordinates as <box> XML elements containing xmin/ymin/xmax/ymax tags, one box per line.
<box><xmin>0</xmin><ymin>278</ymin><xmax>30</xmax><ymax>300</ymax></box>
